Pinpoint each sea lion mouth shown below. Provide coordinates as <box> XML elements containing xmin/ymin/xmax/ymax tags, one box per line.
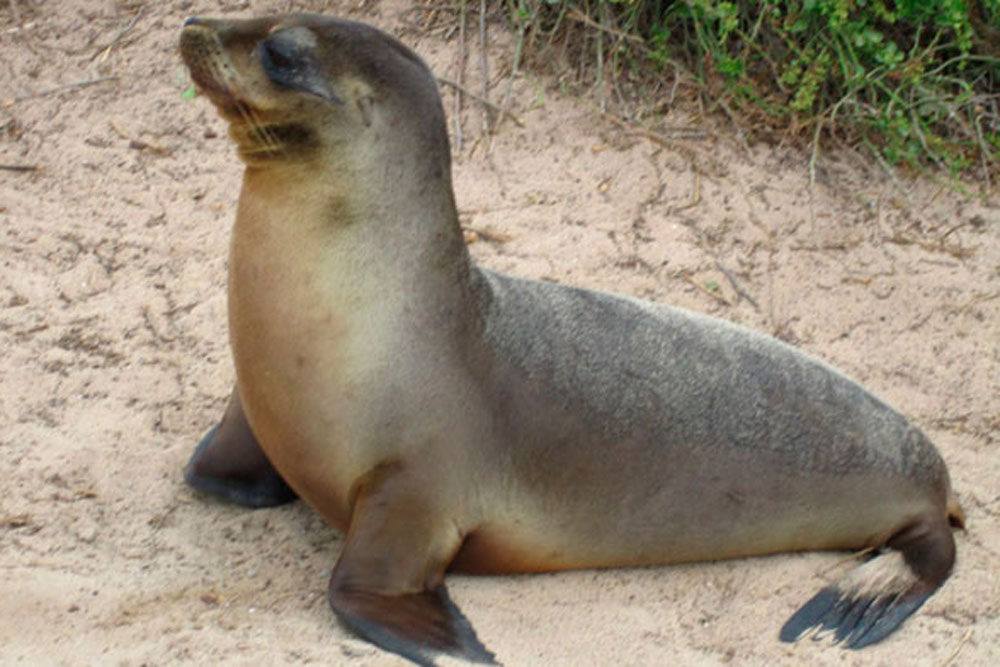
<box><xmin>206</xmin><ymin>90</ymin><xmax>291</xmax><ymax>159</ymax></box>
<box><xmin>186</xmin><ymin>67</ymin><xmax>228</xmax><ymax>102</ymax></box>
<box><xmin>231</xmin><ymin>121</ymin><xmax>314</xmax><ymax>158</ymax></box>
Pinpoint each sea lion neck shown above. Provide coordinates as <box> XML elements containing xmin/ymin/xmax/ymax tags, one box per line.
<box><xmin>238</xmin><ymin>140</ymin><xmax>465</xmax><ymax>245</ymax></box>
<box><xmin>232</xmin><ymin>148</ymin><xmax>475</xmax><ymax>321</ymax></box>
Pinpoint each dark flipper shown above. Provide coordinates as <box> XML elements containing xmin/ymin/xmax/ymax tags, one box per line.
<box><xmin>327</xmin><ymin>463</ymin><xmax>496</xmax><ymax>666</ymax></box>
<box><xmin>183</xmin><ymin>386</ymin><xmax>297</xmax><ymax>508</ymax></box>
<box><xmin>780</xmin><ymin>581</ymin><xmax>935</xmax><ymax>649</ymax></box>
<box><xmin>780</xmin><ymin>514</ymin><xmax>956</xmax><ymax>649</ymax></box>
<box><xmin>331</xmin><ymin>586</ymin><xmax>495</xmax><ymax>666</ymax></box>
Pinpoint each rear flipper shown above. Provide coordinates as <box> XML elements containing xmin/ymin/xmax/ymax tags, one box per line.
<box><xmin>184</xmin><ymin>386</ymin><xmax>298</xmax><ymax>508</ymax></box>
<box><xmin>780</xmin><ymin>515</ymin><xmax>956</xmax><ymax>649</ymax></box>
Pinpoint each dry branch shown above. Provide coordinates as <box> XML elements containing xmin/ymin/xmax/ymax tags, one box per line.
<box><xmin>0</xmin><ymin>163</ymin><xmax>39</xmax><ymax>172</ymax></box>
<box><xmin>437</xmin><ymin>76</ymin><xmax>524</xmax><ymax>127</ymax></box>
<box><xmin>91</xmin><ymin>6</ymin><xmax>146</xmax><ymax>61</ymax></box>
<box><xmin>10</xmin><ymin>77</ymin><xmax>117</xmax><ymax>105</ymax></box>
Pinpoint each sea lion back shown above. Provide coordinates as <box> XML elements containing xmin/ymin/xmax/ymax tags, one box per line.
<box><xmin>476</xmin><ymin>267</ymin><xmax>947</xmax><ymax>483</ymax></box>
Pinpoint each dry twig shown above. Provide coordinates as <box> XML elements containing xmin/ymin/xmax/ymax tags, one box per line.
<box><xmin>462</xmin><ymin>225</ymin><xmax>513</xmax><ymax>244</ymax></box>
<box><xmin>565</xmin><ymin>7</ymin><xmax>643</xmax><ymax>45</ymax></box>
<box><xmin>940</xmin><ymin>628</ymin><xmax>974</xmax><ymax>667</ymax></box>
<box><xmin>109</xmin><ymin>120</ymin><xmax>170</xmax><ymax>155</ymax></box>
<box><xmin>9</xmin><ymin>77</ymin><xmax>116</xmax><ymax>105</ymax></box>
<box><xmin>682</xmin><ymin>273</ymin><xmax>731</xmax><ymax>306</ymax></box>
<box><xmin>599</xmin><ymin>110</ymin><xmax>703</xmax><ymax>159</ymax></box>
<box><xmin>497</xmin><ymin>2</ymin><xmax>530</xmax><ymax>135</ymax></box>
<box><xmin>453</xmin><ymin>0</ymin><xmax>467</xmax><ymax>152</ymax></box>
<box><xmin>817</xmin><ymin>546</ymin><xmax>875</xmax><ymax>577</ymax></box>
<box><xmin>478</xmin><ymin>0</ymin><xmax>492</xmax><ymax>135</ymax></box>
<box><xmin>437</xmin><ymin>76</ymin><xmax>524</xmax><ymax>127</ymax></box>
<box><xmin>91</xmin><ymin>6</ymin><xmax>146</xmax><ymax>62</ymax></box>
<box><xmin>0</xmin><ymin>163</ymin><xmax>38</xmax><ymax>172</ymax></box>
<box><xmin>715</xmin><ymin>261</ymin><xmax>759</xmax><ymax>310</ymax></box>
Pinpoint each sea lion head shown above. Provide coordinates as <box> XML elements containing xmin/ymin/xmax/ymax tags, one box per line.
<box><xmin>179</xmin><ymin>14</ymin><xmax>449</xmax><ymax>173</ymax></box>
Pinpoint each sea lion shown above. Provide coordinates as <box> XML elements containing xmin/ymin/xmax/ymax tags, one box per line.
<box><xmin>179</xmin><ymin>14</ymin><xmax>965</xmax><ymax>666</ymax></box>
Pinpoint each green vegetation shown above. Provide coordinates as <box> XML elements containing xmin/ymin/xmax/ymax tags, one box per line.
<box><xmin>496</xmin><ymin>1</ymin><xmax>1000</xmax><ymax>179</ymax></box>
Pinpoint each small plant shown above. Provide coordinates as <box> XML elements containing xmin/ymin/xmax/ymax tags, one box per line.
<box><xmin>495</xmin><ymin>0</ymin><xmax>1000</xmax><ymax>180</ymax></box>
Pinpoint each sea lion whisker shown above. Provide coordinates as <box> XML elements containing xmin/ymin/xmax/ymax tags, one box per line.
<box><xmin>223</xmin><ymin>85</ymin><xmax>281</xmax><ymax>154</ymax></box>
<box><xmin>207</xmin><ymin>60</ymin><xmax>283</xmax><ymax>155</ymax></box>
<box><xmin>241</xmin><ymin>102</ymin><xmax>285</xmax><ymax>155</ymax></box>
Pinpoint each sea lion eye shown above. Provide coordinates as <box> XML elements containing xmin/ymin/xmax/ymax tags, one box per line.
<box><xmin>260</xmin><ymin>37</ymin><xmax>299</xmax><ymax>76</ymax></box>
<box><xmin>255</xmin><ymin>29</ymin><xmax>340</xmax><ymax>105</ymax></box>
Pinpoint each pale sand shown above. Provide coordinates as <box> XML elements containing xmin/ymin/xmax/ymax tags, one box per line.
<box><xmin>1</xmin><ymin>1</ymin><xmax>997</xmax><ymax>665</ymax></box>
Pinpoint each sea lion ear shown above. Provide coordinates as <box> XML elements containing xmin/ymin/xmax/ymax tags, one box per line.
<box><xmin>258</xmin><ymin>26</ymin><xmax>342</xmax><ymax>104</ymax></box>
<box><xmin>356</xmin><ymin>95</ymin><xmax>374</xmax><ymax>127</ymax></box>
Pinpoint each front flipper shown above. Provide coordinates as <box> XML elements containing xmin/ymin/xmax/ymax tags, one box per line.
<box><xmin>328</xmin><ymin>463</ymin><xmax>496</xmax><ymax>666</ymax></box>
<box><xmin>332</xmin><ymin>585</ymin><xmax>492</xmax><ymax>666</ymax></box>
<box><xmin>780</xmin><ymin>515</ymin><xmax>956</xmax><ymax>649</ymax></box>
<box><xmin>183</xmin><ymin>386</ymin><xmax>297</xmax><ymax>508</ymax></box>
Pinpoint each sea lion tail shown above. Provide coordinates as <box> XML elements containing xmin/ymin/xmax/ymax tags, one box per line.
<box><xmin>779</xmin><ymin>514</ymin><xmax>956</xmax><ymax>649</ymax></box>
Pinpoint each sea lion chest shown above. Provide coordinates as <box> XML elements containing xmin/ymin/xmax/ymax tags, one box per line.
<box><xmin>225</xmin><ymin>179</ymin><xmax>400</xmax><ymax>528</ymax></box>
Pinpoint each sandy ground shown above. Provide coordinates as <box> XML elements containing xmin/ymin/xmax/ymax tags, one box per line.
<box><xmin>1</xmin><ymin>0</ymin><xmax>998</xmax><ymax>665</ymax></box>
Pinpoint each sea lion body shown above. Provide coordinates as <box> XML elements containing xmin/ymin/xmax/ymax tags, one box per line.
<box><xmin>451</xmin><ymin>273</ymin><xmax>949</xmax><ymax>572</ymax></box>
<box><xmin>180</xmin><ymin>14</ymin><xmax>962</xmax><ymax>665</ymax></box>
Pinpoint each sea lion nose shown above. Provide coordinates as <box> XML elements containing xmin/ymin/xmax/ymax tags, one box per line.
<box><xmin>183</xmin><ymin>16</ymin><xmax>200</xmax><ymax>27</ymax></box>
